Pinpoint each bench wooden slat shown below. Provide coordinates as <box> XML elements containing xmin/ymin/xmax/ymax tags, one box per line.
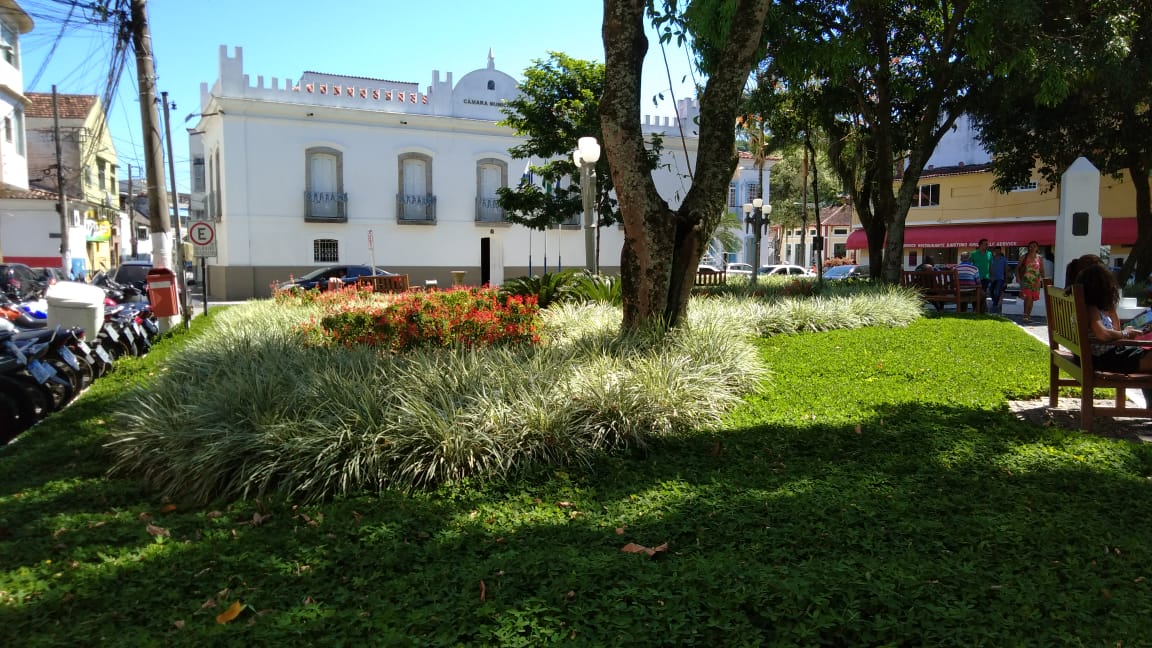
<box><xmin>1043</xmin><ymin>283</ymin><xmax>1152</xmax><ymax>431</ymax></box>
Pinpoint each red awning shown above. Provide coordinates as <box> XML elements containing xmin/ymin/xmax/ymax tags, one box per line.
<box><xmin>846</xmin><ymin>218</ymin><xmax>1138</xmax><ymax>249</ymax></box>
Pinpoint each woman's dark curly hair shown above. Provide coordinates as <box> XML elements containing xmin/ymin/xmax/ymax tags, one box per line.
<box><xmin>1064</xmin><ymin>254</ymin><xmax>1103</xmax><ymax>288</ymax></box>
<box><xmin>1076</xmin><ymin>262</ymin><xmax>1119</xmax><ymax>311</ymax></box>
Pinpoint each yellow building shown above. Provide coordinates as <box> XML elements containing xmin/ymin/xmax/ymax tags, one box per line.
<box><xmin>23</xmin><ymin>93</ymin><xmax>120</xmax><ymax>276</ymax></box>
<box><xmin>847</xmin><ymin>162</ymin><xmax>1144</xmax><ymax>269</ymax></box>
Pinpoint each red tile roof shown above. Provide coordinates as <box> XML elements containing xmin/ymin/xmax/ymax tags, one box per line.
<box><xmin>820</xmin><ymin>202</ymin><xmax>855</xmax><ymax>227</ymax></box>
<box><xmin>25</xmin><ymin>93</ymin><xmax>98</xmax><ymax>120</ymax></box>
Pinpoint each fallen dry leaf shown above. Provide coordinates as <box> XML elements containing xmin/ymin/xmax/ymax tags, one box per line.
<box><xmin>854</xmin><ymin>424</ymin><xmax>862</xmax><ymax>434</ymax></box>
<box><xmin>206</xmin><ymin>511</ymin><xmax>224</xmax><ymax>519</ymax></box>
<box><xmin>137</xmin><ymin>512</ymin><xmax>153</xmax><ymax>522</ymax></box>
<box><xmin>615</xmin><ymin>527</ymin><xmax>625</xmax><ymax>535</ymax></box>
<box><xmin>161</xmin><ymin>504</ymin><xmax>178</xmax><ymax>513</ymax></box>
<box><xmin>479</xmin><ymin>579</ymin><xmax>487</xmax><ymax>602</ymax></box>
<box><xmin>711</xmin><ymin>440</ymin><xmax>724</xmax><ymax>457</ymax></box>
<box><xmin>146</xmin><ymin>523</ymin><xmax>170</xmax><ymax>537</ymax></box>
<box><xmin>173</xmin><ymin>620</ymin><xmax>185</xmax><ymax>629</ymax></box>
<box><xmin>621</xmin><ymin>542</ymin><xmax>669</xmax><ymax>558</ymax></box>
<box><xmin>557</xmin><ymin>501</ymin><xmax>574</xmax><ymax>508</ymax></box>
<box><xmin>251</xmin><ymin>512</ymin><xmax>272</xmax><ymax>526</ymax></box>
<box><xmin>215</xmin><ymin>600</ymin><xmax>245</xmax><ymax>624</ymax></box>
<box><xmin>201</xmin><ymin>598</ymin><xmax>217</xmax><ymax>609</ymax></box>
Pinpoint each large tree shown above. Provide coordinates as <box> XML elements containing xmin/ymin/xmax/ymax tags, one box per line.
<box><xmin>600</xmin><ymin>0</ymin><xmax>772</xmax><ymax>330</ymax></box>
<box><xmin>969</xmin><ymin>0</ymin><xmax>1152</xmax><ymax>284</ymax></box>
<box><xmin>755</xmin><ymin>0</ymin><xmax>1004</xmax><ymax>283</ymax></box>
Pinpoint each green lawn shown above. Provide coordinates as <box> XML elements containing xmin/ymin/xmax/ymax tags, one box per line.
<box><xmin>3</xmin><ymin>310</ymin><xmax>1152</xmax><ymax>646</ymax></box>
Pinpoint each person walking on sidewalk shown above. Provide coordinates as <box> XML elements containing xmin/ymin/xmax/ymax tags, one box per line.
<box><xmin>988</xmin><ymin>246</ymin><xmax>1008</xmax><ymax>314</ymax></box>
<box><xmin>970</xmin><ymin>238</ymin><xmax>993</xmax><ymax>304</ymax></box>
<box><xmin>1017</xmin><ymin>240</ymin><xmax>1045</xmax><ymax>323</ymax></box>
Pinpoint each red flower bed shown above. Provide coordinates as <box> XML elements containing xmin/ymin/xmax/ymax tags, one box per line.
<box><xmin>299</xmin><ymin>287</ymin><xmax>541</xmax><ymax>351</ymax></box>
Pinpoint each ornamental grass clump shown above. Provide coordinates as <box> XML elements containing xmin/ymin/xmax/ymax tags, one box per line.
<box><xmin>107</xmin><ymin>297</ymin><xmax>769</xmax><ymax>501</ymax></box>
<box><xmin>305</xmin><ymin>287</ymin><xmax>541</xmax><ymax>350</ymax></box>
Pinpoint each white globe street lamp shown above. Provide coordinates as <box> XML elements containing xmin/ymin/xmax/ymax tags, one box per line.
<box><xmin>574</xmin><ymin>137</ymin><xmax>601</xmax><ymax>274</ymax></box>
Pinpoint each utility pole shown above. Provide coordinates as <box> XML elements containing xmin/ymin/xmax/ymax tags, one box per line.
<box><xmin>127</xmin><ymin>163</ymin><xmax>136</xmax><ymax>259</ymax></box>
<box><xmin>129</xmin><ymin>0</ymin><xmax>172</xmax><ymax>270</ymax></box>
<box><xmin>52</xmin><ymin>86</ymin><xmax>71</xmax><ymax>278</ymax></box>
<box><xmin>161</xmin><ymin>92</ymin><xmax>190</xmax><ymax>329</ymax></box>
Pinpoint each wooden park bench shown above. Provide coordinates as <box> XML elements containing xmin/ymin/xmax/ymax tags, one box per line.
<box><xmin>695</xmin><ymin>268</ymin><xmax>726</xmax><ymax>286</ymax></box>
<box><xmin>900</xmin><ymin>269</ymin><xmax>984</xmax><ymax>313</ymax></box>
<box><xmin>356</xmin><ymin>274</ymin><xmax>410</xmax><ymax>293</ymax></box>
<box><xmin>1043</xmin><ymin>283</ymin><xmax>1152</xmax><ymax>432</ymax></box>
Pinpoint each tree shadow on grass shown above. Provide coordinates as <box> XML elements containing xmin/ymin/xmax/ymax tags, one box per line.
<box><xmin>3</xmin><ymin>399</ymin><xmax>1152</xmax><ymax>645</ymax></box>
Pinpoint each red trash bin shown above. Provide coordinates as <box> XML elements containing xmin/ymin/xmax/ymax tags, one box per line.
<box><xmin>146</xmin><ymin>267</ymin><xmax>179</xmax><ymax>317</ymax></box>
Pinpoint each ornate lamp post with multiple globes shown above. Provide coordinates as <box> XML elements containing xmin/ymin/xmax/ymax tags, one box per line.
<box><xmin>572</xmin><ymin>136</ymin><xmax>601</xmax><ymax>274</ymax></box>
<box><xmin>743</xmin><ymin>198</ymin><xmax>772</xmax><ymax>281</ymax></box>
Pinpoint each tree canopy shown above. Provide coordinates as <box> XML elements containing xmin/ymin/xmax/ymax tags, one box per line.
<box><xmin>969</xmin><ymin>0</ymin><xmax>1152</xmax><ymax>283</ymax></box>
<box><xmin>750</xmin><ymin>0</ymin><xmax>1009</xmax><ymax>282</ymax></box>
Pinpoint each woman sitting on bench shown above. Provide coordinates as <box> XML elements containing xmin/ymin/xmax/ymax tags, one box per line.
<box><xmin>1075</xmin><ymin>263</ymin><xmax>1152</xmax><ymax>372</ymax></box>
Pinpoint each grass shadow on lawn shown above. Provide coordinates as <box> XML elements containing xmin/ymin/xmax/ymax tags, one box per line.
<box><xmin>3</xmin><ymin>395</ymin><xmax>1152</xmax><ymax>645</ymax></box>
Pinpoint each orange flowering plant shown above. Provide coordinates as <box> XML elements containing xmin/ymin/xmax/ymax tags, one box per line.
<box><xmin>298</xmin><ymin>287</ymin><xmax>541</xmax><ymax>351</ymax></box>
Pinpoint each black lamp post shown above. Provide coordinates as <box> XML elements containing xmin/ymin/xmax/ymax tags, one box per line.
<box><xmin>744</xmin><ymin>198</ymin><xmax>772</xmax><ymax>281</ymax></box>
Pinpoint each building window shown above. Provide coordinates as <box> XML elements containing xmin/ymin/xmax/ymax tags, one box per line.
<box><xmin>746</xmin><ymin>183</ymin><xmax>760</xmax><ymax>203</ymax></box>
<box><xmin>487</xmin><ymin>80</ymin><xmax>495</xmax><ymax>90</ymax></box>
<box><xmin>833</xmin><ymin>228</ymin><xmax>848</xmax><ymax>235</ymax></box>
<box><xmin>98</xmin><ymin>160</ymin><xmax>107</xmax><ymax>190</ymax></box>
<box><xmin>3</xmin><ymin>116</ymin><xmax>10</xmax><ymax>143</ymax></box>
<box><xmin>1011</xmin><ymin>181</ymin><xmax>1038</xmax><ymax>192</ymax></box>
<box><xmin>313</xmin><ymin>239</ymin><xmax>339</xmax><ymax>263</ymax></box>
<box><xmin>84</xmin><ymin>166</ymin><xmax>93</xmax><ymax>188</ymax></box>
<box><xmin>834</xmin><ymin>243</ymin><xmax>847</xmax><ymax>258</ymax></box>
<box><xmin>1</xmin><ymin>21</ymin><xmax>16</xmax><ymax>67</ymax></box>
<box><xmin>397</xmin><ymin>152</ymin><xmax>435</xmax><ymax>222</ymax></box>
<box><xmin>728</xmin><ymin>183</ymin><xmax>737</xmax><ymax>207</ymax></box>
<box><xmin>213</xmin><ymin>149</ymin><xmax>222</xmax><ymax>221</ymax></box>
<box><xmin>192</xmin><ymin>157</ymin><xmax>205</xmax><ymax>192</ymax></box>
<box><xmin>475</xmin><ymin>158</ymin><xmax>507</xmax><ymax>222</ymax></box>
<box><xmin>305</xmin><ymin>146</ymin><xmax>346</xmax><ymax>222</ymax></box>
<box><xmin>136</xmin><ymin>225</ymin><xmax>148</xmax><ymax>241</ymax></box>
<box><xmin>12</xmin><ymin>109</ymin><xmax>22</xmax><ymax>154</ymax></box>
<box><xmin>913</xmin><ymin>183</ymin><xmax>940</xmax><ymax>207</ymax></box>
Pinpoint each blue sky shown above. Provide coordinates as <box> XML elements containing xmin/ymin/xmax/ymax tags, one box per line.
<box><xmin>17</xmin><ymin>0</ymin><xmax>699</xmax><ymax>195</ymax></box>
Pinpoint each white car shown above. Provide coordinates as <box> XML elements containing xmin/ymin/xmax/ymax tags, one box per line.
<box><xmin>758</xmin><ymin>264</ymin><xmax>816</xmax><ymax>277</ymax></box>
<box><xmin>725</xmin><ymin>263</ymin><xmax>754</xmax><ymax>276</ymax></box>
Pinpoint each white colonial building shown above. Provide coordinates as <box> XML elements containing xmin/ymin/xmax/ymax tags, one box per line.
<box><xmin>188</xmin><ymin>46</ymin><xmax>702</xmax><ymax>299</ymax></box>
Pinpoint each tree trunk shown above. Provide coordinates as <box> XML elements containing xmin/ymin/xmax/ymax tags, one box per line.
<box><xmin>1122</xmin><ymin>153</ymin><xmax>1152</xmax><ymax>285</ymax></box>
<box><xmin>601</xmin><ymin>0</ymin><xmax>772</xmax><ymax>330</ymax></box>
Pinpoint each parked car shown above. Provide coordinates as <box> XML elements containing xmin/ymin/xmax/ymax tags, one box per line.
<box><xmin>110</xmin><ymin>260</ymin><xmax>155</xmax><ymax>289</ymax></box>
<box><xmin>111</xmin><ymin>261</ymin><xmax>196</xmax><ymax>292</ymax></box>
<box><xmin>277</xmin><ymin>265</ymin><xmax>396</xmax><ymax>291</ymax></box>
<box><xmin>697</xmin><ymin>264</ymin><xmax>723</xmax><ymax>274</ymax></box>
<box><xmin>725</xmin><ymin>263</ymin><xmax>754</xmax><ymax>276</ymax></box>
<box><xmin>758</xmin><ymin>264</ymin><xmax>816</xmax><ymax>277</ymax></box>
<box><xmin>822</xmin><ymin>264</ymin><xmax>869</xmax><ymax>280</ymax></box>
<box><xmin>32</xmin><ymin>267</ymin><xmax>68</xmax><ymax>285</ymax></box>
<box><xmin>0</xmin><ymin>262</ymin><xmax>48</xmax><ymax>301</ymax></box>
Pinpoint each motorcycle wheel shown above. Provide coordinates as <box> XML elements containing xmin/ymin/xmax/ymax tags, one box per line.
<box><xmin>0</xmin><ymin>374</ymin><xmax>52</xmax><ymax>426</ymax></box>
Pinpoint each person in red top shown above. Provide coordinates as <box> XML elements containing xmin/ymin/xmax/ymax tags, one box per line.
<box><xmin>1016</xmin><ymin>240</ymin><xmax>1045</xmax><ymax>323</ymax></box>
